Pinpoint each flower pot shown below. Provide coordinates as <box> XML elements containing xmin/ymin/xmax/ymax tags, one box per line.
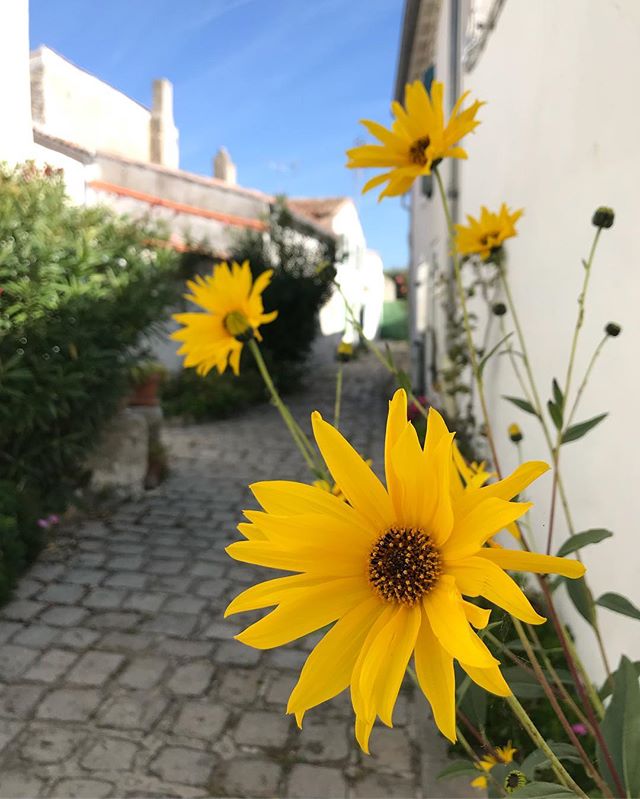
<box><xmin>128</xmin><ymin>374</ymin><xmax>162</xmax><ymax>407</ymax></box>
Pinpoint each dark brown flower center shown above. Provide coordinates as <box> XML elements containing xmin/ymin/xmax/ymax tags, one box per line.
<box><xmin>479</xmin><ymin>231</ymin><xmax>501</xmax><ymax>248</ymax></box>
<box><xmin>368</xmin><ymin>527</ymin><xmax>442</xmax><ymax>605</ymax></box>
<box><xmin>409</xmin><ymin>136</ymin><xmax>431</xmax><ymax>166</ymax></box>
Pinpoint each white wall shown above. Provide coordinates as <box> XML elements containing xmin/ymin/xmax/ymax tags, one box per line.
<box><xmin>458</xmin><ymin>0</ymin><xmax>640</xmax><ymax>675</ymax></box>
<box><xmin>0</xmin><ymin>0</ymin><xmax>33</xmax><ymax>162</ymax></box>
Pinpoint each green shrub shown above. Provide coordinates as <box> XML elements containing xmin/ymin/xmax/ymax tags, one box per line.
<box><xmin>0</xmin><ymin>162</ymin><xmax>179</xmax><ymax>595</ymax></box>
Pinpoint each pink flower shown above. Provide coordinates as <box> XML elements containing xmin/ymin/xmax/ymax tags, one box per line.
<box><xmin>572</xmin><ymin>723</ymin><xmax>588</xmax><ymax>736</ymax></box>
<box><xmin>407</xmin><ymin>395</ymin><xmax>429</xmax><ymax>422</ymax></box>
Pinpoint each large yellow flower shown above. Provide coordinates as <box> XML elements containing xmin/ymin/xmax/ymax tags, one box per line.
<box><xmin>171</xmin><ymin>260</ymin><xmax>277</xmax><ymax>376</ymax></box>
<box><xmin>471</xmin><ymin>743</ymin><xmax>517</xmax><ymax>789</ymax></box>
<box><xmin>346</xmin><ymin>80</ymin><xmax>483</xmax><ymax>200</ymax></box>
<box><xmin>455</xmin><ymin>204</ymin><xmax>524</xmax><ymax>261</ymax></box>
<box><xmin>225</xmin><ymin>389</ymin><xmax>584</xmax><ymax>752</ymax></box>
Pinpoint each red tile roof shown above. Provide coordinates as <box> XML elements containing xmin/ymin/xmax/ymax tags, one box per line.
<box><xmin>287</xmin><ymin>197</ymin><xmax>349</xmax><ymax>232</ymax></box>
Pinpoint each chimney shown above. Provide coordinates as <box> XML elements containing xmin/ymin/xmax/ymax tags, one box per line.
<box><xmin>213</xmin><ymin>146</ymin><xmax>237</xmax><ymax>185</ymax></box>
<box><xmin>150</xmin><ymin>78</ymin><xmax>179</xmax><ymax>169</ymax></box>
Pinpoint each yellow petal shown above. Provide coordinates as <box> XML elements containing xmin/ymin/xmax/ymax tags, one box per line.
<box><xmin>461</xmin><ymin>662</ymin><xmax>511</xmax><ymax>697</ymax></box>
<box><xmin>424</xmin><ymin>407</ymin><xmax>451</xmax><ymax>453</ymax></box>
<box><xmin>478</xmin><ymin>548</ymin><xmax>586</xmax><ymax>579</ymax></box>
<box><xmin>287</xmin><ymin>595</ymin><xmax>383</xmax><ymax>721</ymax></box>
<box><xmin>423</xmin><ymin>576</ymin><xmax>497</xmax><ymax>668</ymax></box>
<box><xmin>414</xmin><ymin>608</ymin><xmax>456</xmax><ymax>742</ymax></box>
<box><xmin>447</xmin><ymin>557</ymin><xmax>546</xmax><ymax>625</ymax></box>
<box><xmin>389</xmin><ymin>422</ymin><xmax>428</xmax><ymax>528</ymax></box>
<box><xmin>471</xmin><ymin>461</ymin><xmax>549</xmax><ymax>506</ymax></box>
<box><xmin>235</xmin><ymin>577</ymin><xmax>371</xmax><ymax>649</ymax></box>
<box><xmin>384</xmin><ymin>389</ymin><xmax>409</xmax><ymax>513</ymax></box>
<box><xmin>377</xmin><ymin>605</ymin><xmax>421</xmax><ymax>725</ymax></box>
<box><xmin>311</xmin><ymin>411</ymin><xmax>393</xmax><ymax>530</ymax></box>
<box><xmin>462</xmin><ymin>600</ymin><xmax>491</xmax><ymax>629</ymax></box>
<box><xmin>225</xmin><ymin>573</ymin><xmax>327</xmax><ymax>617</ymax></box>
<box><xmin>226</xmin><ymin>539</ymin><xmax>360</xmax><ymax>575</ymax></box>
<box><xmin>443</xmin><ymin>499</ymin><xmax>533</xmax><ymax>560</ymax></box>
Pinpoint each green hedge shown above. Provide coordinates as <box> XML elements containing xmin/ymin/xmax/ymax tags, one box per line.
<box><xmin>0</xmin><ymin>162</ymin><xmax>179</xmax><ymax>596</ymax></box>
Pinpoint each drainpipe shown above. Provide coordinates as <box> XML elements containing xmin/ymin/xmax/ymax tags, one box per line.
<box><xmin>449</xmin><ymin>0</ymin><xmax>461</xmax><ymax>231</ymax></box>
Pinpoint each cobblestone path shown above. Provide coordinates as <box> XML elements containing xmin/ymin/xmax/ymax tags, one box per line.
<box><xmin>0</xmin><ymin>342</ymin><xmax>460</xmax><ymax>798</ymax></box>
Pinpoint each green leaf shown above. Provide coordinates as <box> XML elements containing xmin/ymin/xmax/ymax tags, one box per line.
<box><xmin>436</xmin><ymin>760</ymin><xmax>479</xmax><ymax>781</ymax></box>
<box><xmin>459</xmin><ymin>677</ymin><xmax>487</xmax><ymax>728</ymax></box>
<box><xmin>501</xmin><ymin>666</ymin><xmax>545</xmax><ymax>699</ymax></box>
<box><xmin>556</xmin><ymin>528</ymin><xmax>613</xmax><ymax>557</ymax></box>
<box><xmin>478</xmin><ymin>331</ymin><xmax>514</xmax><ymax>377</ymax></box>
<box><xmin>561</xmin><ymin>412</ymin><xmax>608</xmax><ymax>444</ymax></box>
<box><xmin>510</xmin><ymin>782</ymin><xmax>575</xmax><ymax>797</ymax></box>
<box><xmin>598</xmin><ymin>656</ymin><xmax>640</xmax><ymax>798</ymax></box>
<box><xmin>503</xmin><ymin>395</ymin><xmax>539</xmax><ymax>417</ymax></box>
<box><xmin>596</xmin><ymin>592</ymin><xmax>640</xmax><ymax>621</ymax></box>
<box><xmin>552</xmin><ymin>378</ymin><xmax>564</xmax><ymax>411</ymax></box>
<box><xmin>564</xmin><ymin>576</ymin><xmax>596</xmax><ymax>627</ymax></box>
<box><xmin>600</xmin><ymin>661</ymin><xmax>640</xmax><ymax>701</ymax></box>
<box><xmin>520</xmin><ymin>743</ymin><xmax>582</xmax><ymax>780</ymax></box>
<box><xmin>547</xmin><ymin>399</ymin><xmax>563</xmax><ymax>430</ymax></box>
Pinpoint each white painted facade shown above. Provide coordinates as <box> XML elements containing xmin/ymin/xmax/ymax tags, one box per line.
<box><xmin>0</xmin><ymin>0</ymin><xmax>33</xmax><ymax>163</ymax></box>
<box><xmin>401</xmin><ymin>0</ymin><xmax>640</xmax><ymax>674</ymax></box>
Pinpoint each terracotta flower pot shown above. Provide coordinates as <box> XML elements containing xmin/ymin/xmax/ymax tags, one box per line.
<box><xmin>128</xmin><ymin>373</ymin><xmax>163</xmax><ymax>407</ymax></box>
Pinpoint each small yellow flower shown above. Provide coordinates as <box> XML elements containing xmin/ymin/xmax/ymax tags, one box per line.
<box><xmin>509</xmin><ymin>424</ymin><xmax>523</xmax><ymax>443</ymax></box>
<box><xmin>471</xmin><ymin>743</ymin><xmax>517</xmax><ymax>789</ymax></box>
<box><xmin>454</xmin><ymin>204</ymin><xmax>523</xmax><ymax>261</ymax></box>
<box><xmin>171</xmin><ymin>260</ymin><xmax>277</xmax><ymax>376</ymax></box>
<box><xmin>337</xmin><ymin>341</ymin><xmax>354</xmax><ymax>362</ymax></box>
<box><xmin>346</xmin><ymin>80</ymin><xmax>484</xmax><ymax>200</ymax></box>
<box><xmin>225</xmin><ymin>390</ymin><xmax>585</xmax><ymax>752</ymax></box>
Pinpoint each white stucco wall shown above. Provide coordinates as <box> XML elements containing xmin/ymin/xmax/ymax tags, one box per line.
<box><xmin>0</xmin><ymin>0</ymin><xmax>33</xmax><ymax>162</ymax></box>
<box><xmin>30</xmin><ymin>47</ymin><xmax>151</xmax><ymax>163</ymax></box>
<box><xmin>443</xmin><ymin>0</ymin><xmax>640</xmax><ymax>675</ymax></box>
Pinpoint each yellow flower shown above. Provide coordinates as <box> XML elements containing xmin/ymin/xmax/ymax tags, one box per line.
<box><xmin>171</xmin><ymin>260</ymin><xmax>277</xmax><ymax>376</ymax></box>
<box><xmin>509</xmin><ymin>423</ymin><xmax>523</xmax><ymax>443</ymax></box>
<box><xmin>455</xmin><ymin>204</ymin><xmax>524</xmax><ymax>261</ymax></box>
<box><xmin>471</xmin><ymin>743</ymin><xmax>517</xmax><ymax>789</ymax></box>
<box><xmin>337</xmin><ymin>341</ymin><xmax>354</xmax><ymax>362</ymax></box>
<box><xmin>346</xmin><ymin>80</ymin><xmax>484</xmax><ymax>200</ymax></box>
<box><xmin>225</xmin><ymin>390</ymin><xmax>585</xmax><ymax>752</ymax></box>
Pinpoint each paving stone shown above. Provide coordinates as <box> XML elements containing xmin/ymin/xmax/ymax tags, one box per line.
<box><xmin>194</xmin><ymin>579</ymin><xmax>229</xmax><ymax>599</ymax></box>
<box><xmin>104</xmin><ymin>572</ymin><xmax>149</xmax><ymax>590</ymax></box>
<box><xmin>368</xmin><ymin>727</ymin><xmax>413</xmax><ymax>775</ymax></box>
<box><xmin>126</xmin><ymin>592</ymin><xmax>167</xmax><ymax>613</ymax></box>
<box><xmin>40</xmin><ymin>605</ymin><xmax>89</xmax><ymax>627</ymax></box>
<box><xmin>142</xmin><ymin>613</ymin><xmax>198</xmax><ymax>637</ymax></box>
<box><xmin>151</xmin><ymin>576</ymin><xmax>194</xmax><ymax>594</ymax></box>
<box><xmin>296</xmin><ymin>718</ymin><xmax>350</xmax><ymax>763</ymax></box>
<box><xmin>216</xmin><ymin>640</ymin><xmax>261</xmax><ymax>666</ymax></box>
<box><xmin>82</xmin><ymin>736</ymin><xmax>138</xmax><ymax>770</ymax></box>
<box><xmin>146</xmin><ymin>559</ymin><xmax>186</xmax><ymax>576</ymax></box>
<box><xmin>24</xmin><ymin>649</ymin><xmax>78</xmax><ymax>683</ymax></box>
<box><xmin>98</xmin><ymin>632</ymin><xmax>154</xmax><ymax>652</ymax></box>
<box><xmin>287</xmin><ymin>764</ymin><xmax>347</xmax><ymax>798</ymax></box>
<box><xmin>74</xmin><ymin>552</ymin><xmax>108</xmax><ymax>567</ymax></box>
<box><xmin>56</xmin><ymin>628</ymin><xmax>101</xmax><ymax>649</ymax></box>
<box><xmin>0</xmin><ymin>719</ymin><xmax>24</xmax><ymax>752</ymax></box>
<box><xmin>1</xmin><ymin>599</ymin><xmax>46</xmax><ymax>621</ymax></box>
<box><xmin>21</xmin><ymin>725</ymin><xmax>84</xmax><ymax>763</ymax></box>
<box><xmin>28</xmin><ymin>563</ymin><xmax>65</xmax><ymax>582</ymax></box>
<box><xmin>189</xmin><ymin>562</ymin><xmax>226</xmax><ymax>578</ymax></box>
<box><xmin>84</xmin><ymin>588</ymin><xmax>127</xmax><ymax>610</ymax></box>
<box><xmin>0</xmin><ymin>683</ymin><xmax>45</xmax><ymax>717</ymax></box>
<box><xmin>63</xmin><ymin>568</ymin><xmax>107</xmax><ymax>586</ymax></box>
<box><xmin>156</xmin><ymin>639</ymin><xmax>214</xmax><ymax>659</ymax></box>
<box><xmin>0</xmin><ymin>645</ymin><xmax>39</xmax><ymax>679</ymax></box>
<box><xmin>0</xmin><ymin>771</ymin><xmax>44</xmax><ymax>797</ymax></box>
<box><xmin>12</xmin><ymin>624</ymin><xmax>59</xmax><ymax>649</ymax></box>
<box><xmin>234</xmin><ymin>710</ymin><xmax>290</xmax><ymax>748</ymax></box>
<box><xmin>168</xmin><ymin>661</ymin><xmax>215</xmax><ymax>695</ymax></box>
<box><xmin>174</xmin><ymin>701</ymin><xmax>229</xmax><ymax>739</ymax></box>
<box><xmin>106</xmin><ymin>555</ymin><xmax>145</xmax><ymax>571</ymax></box>
<box><xmin>218</xmin><ymin>668</ymin><xmax>261</xmax><ymax>706</ymax></box>
<box><xmin>162</xmin><ymin>596</ymin><xmax>207</xmax><ymax>615</ymax></box>
<box><xmin>37</xmin><ymin>688</ymin><xmax>102</xmax><ymax>721</ymax></box>
<box><xmin>51</xmin><ymin>778</ymin><xmax>114</xmax><ymax>798</ymax></box>
<box><xmin>108</xmin><ymin>542</ymin><xmax>146</xmax><ymax>555</ymax></box>
<box><xmin>353</xmin><ymin>772</ymin><xmax>417</xmax><ymax>798</ymax></box>
<box><xmin>0</xmin><ymin>621</ymin><xmax>21</xmax><ymax>643</ymax></box>
<box><xmin>267</xmin><ymin>647</ymin><xmax>307</xmax><ymax>670</ymax></box>
<box><xmin>265</xmin><ymin>672</ymin><xmax>297</xmax><ymax>706</ymax></box>
<box><xmin>118</xmin><ymin>656</ymin><xmax>167</xmax><ymax>689</ymax></box>
<box><xmin>38</xmin><ymin>583</ymin><xmax>86</xmax><ymax>605</ymax></box>
<box><xmin>13</xmin><ymin>579</ymin><xmax>43</xmax><ymax>599</ymax></box>
<box><xmin>222</xmin><ymin>759</ymin><xmax>282</xmax><ymax>798</ymax></box>
<box><xmin>66</xmin><ymin>651</ymin><xmax>125</xmax><ymax>686</ymax></box>
<box><xmin>149</xmin><ymin>746</ymin><xmax>214</xmax><ymax>787</ymax></box>
<box><xmin>97</xmin><ymin>692</ymin><xmax>168</xmax><ymax>730</ymax></box>
<box><xmin>88</xmin><ymin>611</ymin><xmax>141</xmax><ymax>631</ymax></box>
<box><xmin>202</xmin><ymin>621</ymin><xmax>240</xmax><ymax>641</ymax></box>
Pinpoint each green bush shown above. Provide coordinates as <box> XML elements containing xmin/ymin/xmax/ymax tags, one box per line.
<box><xmin>164</xmin><ymin>199</ymin><xmax>335</xmax><ymax>420</ymax></box>
<box><xmin>0</xmin><ymin>162</ymin><xmax>179</xmax><ymax>595</ymax></box>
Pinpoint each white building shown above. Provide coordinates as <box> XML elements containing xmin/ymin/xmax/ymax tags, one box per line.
<box><xmin>396</xmin><ymin>0</ymin><xmax>640</xmax><ymax>675</ymax></box>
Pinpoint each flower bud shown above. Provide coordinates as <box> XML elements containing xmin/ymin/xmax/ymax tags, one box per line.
<box><xmin>605</xmin><ymin>322</ymin><xmax>621</xmax><ymax>337</ymax></box>
<box><xmin>504</xmin><ymin>771</ymin><xmax>527</xmax><ymax>794</ymax></box>
<box><xmin>492</xmin><ymin>302</ymin><xmax>507</xmax><ymax>317</ymax></box>
<box><xmin>592</xmin><ymin>207</ymin><xmax>614</xmax><ymax>228</ymax></box>
<box><xmin>224</xmin><ymin>311</ymin><xmax>254</xmax><ymax>342</ymax></box>
<box><xmin>508</xmin><ymin>423</ymin><xmax>523</xmax><ymax>443</ymax></box>
<box><xmin>336</xmin><ymin>341</ymin><xmax>354</xmax><ymax>362</ymax></box>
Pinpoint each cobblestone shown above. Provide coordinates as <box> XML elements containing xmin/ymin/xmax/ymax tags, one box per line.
<box><xmin>0</xmin><ymin>342</ymin><xmax>445</xmax><ymax>797</ymax></box>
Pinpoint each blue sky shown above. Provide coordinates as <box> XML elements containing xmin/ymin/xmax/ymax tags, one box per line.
<box><xmin>30</xmin><ymin>0</ymin><xmax>408</xmax><ymax>269</ymax></box>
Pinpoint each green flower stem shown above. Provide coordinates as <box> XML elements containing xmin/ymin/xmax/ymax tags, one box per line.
<box><xmin>500</xmin><ymin>272</ymin><xmax>613</xmax><ymax>682</ymax></box>
<box><xmin>247</xmin><ymin>339</ymin><xmax>327</xmax><ymax>479</ymax></box>
<box><xmin>334</xmin><ymin>363</ymin><xmax>343</xmax><ymax>431</ymax></box>
<box><xmin>565</xmin><ymin>333</ymin><xmax>608</xmax><ymax>430</ymax></box>
<box><xmin>546</xmin><ymin>228</ymin><xmax>602</xmax><ymax>555</ymax></box>
<box><xmin>434</xmin><ymin>168</ymin><xmax>502</xmax><ymax>474</ymax></box>
<box><xmin>504</xmin><ymin>694</ymin><xmax>589</xmax><ymax>798</ymax></box>
<box><xmin>564</xmin><ymin>631</ymin><xmax>606</xmax><ymax>719</ymax></box>
<box><xmin>511</xmin><ymin>619</ymin><xmax>611</xmax><ymax>796</ymax></box>
<box><xmin>335</xmin><ymin>282</ymin><xmax>429</xmax><ymax>420</ymax></box>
